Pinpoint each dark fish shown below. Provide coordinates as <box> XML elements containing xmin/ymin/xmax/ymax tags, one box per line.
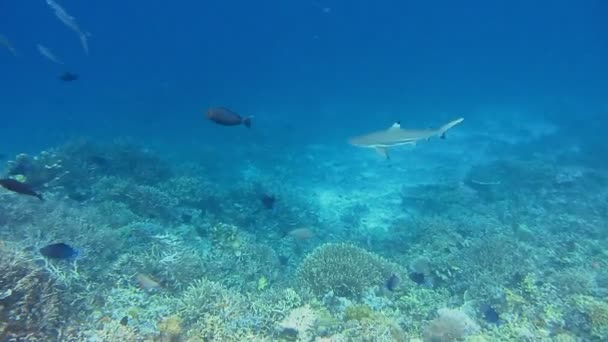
<box><xmin>482</xmin><ymin>305</ymin><xmax>500</xmax><ymax>324</ymax></box>
<box><xmin>87</xmin><ymin>155</ymin><xmax>107</xmax><ymax>166</ymax></box>
<box><xmin>67</xmin><ymin>191</ymin><xmax>89</xmax><ymax>202</ymax></box>
<box><xmin>40</xmin><ymin>242</ymin><xmax>78</xmax><ymax>259</ymax></box>
<box><xmin>0</xmin><ymin>178</ymin><xmax>43</xmax><ymax>200</ymax></box>
<box><xmin>181</xmin><ymin>213</ymin><xmax>192</xmax><ymax>223</ymax></box>
<box><xmin>59</xmin><ymin>71</ymin><xmax>79</xmax><ymax>82</ymax></box>
<box><xmin>119</xmin><ymin>316</ymin><xmax>128</xmax><ymax>326</ymax></box>
<box><xmin>385</xmin><ymin>273</ymin><xmax>401</xmax><ymax>291</ymax></box>
<box><xmin>409</xmin><ymin>272</ymin><xmax>426</xmax><ymax>285</ymax></box>
<box><xmin>260</xmin><ymin>193</ymin><xmax>276</xmax><ymax>209</ymax></box>
<box><xmin>206</xmin><ymin>107</ymin><xmax>252</xmax><ymax>128</ymax></box>
<box><xmin>278</xmin><ymin>255</ymin><xmax>289</xmax><ymax>266</ymax></box>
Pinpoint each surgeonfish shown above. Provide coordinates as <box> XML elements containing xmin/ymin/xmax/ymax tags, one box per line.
<box><xmin>59</xmin><ymin>71</ymin><xmax>79</xmax><ymax>81</ymax></box>
<box><xmin>385</xmin><ymin>273</ymin><xmax>401</xmax><ymax>291</ymax></box>
<box><xmin>0</xmin><ymin>178</ymin><xmax>43</xmax><ymax>200</ymax></box>
<box><xmin>206</xmin><ymin>107</ymin><xmax>252</xmax><ymax>128</ymax></box>
<box><xmin>40</xmin><ymin>242</ymin><xmax>78</xmax><ymax>259</ymax></box>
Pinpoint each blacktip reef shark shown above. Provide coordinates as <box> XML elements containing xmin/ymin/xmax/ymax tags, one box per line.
<box><xmin>348</xmin><ymin>117</ymin><xmax>464</xmax><ymax>159</ymax></box>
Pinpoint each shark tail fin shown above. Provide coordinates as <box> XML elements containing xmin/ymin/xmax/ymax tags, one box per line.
<box><xmin>437</xmin><ymin>117</ymin><xmax>464</xmax><ymax>138</ymax></box>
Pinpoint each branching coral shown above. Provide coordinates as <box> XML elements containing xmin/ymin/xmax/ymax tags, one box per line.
<box><xmin>397</xmin><ymin>287</ymin><xmax>450</xmax><ymax>334</ymax></box>
<box><xmin>178</xmin><ymin>278</ymin><xmax>247</xmax><ymax>326</ymax></box>
<box><xmin>338</xmin><ymin>316</ymin><xmax>407</xmax><ymax>342</ymax></box>
<box><xmin>66</xmin><ymin>319</ymin><xmax>142</xmax><ymax>342</ymax></box>
<box><xmin>0</xmin><ymin>243</ymin><xmax>63</xmax><ymax>341</ymax></box>
<box><xmin>297</xmin><ymin>243</ymin><xmax>399</xmax><ymax>298</ymax></box>
<box><xmin>93</xmin><ymin>176</ymin><xmax>178</xmax><ymax>220</ymax></box>
<box><xmin>160</xmin><ymin>176</ymin><xmax>218</xmax><ymax>210</ymax></box>
<box><xmin>248</xmin><ymin>288</ymin><xmax>303</xmax><ymax>332</ymax></box>
<box><xmin>112</xmin><ymin>237</ymin><xmax>208</xmax><ymax>291</ymax></box>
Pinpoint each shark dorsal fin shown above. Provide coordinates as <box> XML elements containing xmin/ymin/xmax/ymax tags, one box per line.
<box><xmin>388</xmin><ymin>121</ymin><xmax>401</xmax><ymax>130</ymax></box>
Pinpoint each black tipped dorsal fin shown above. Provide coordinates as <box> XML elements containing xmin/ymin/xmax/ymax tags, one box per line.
<box><xmin>388</xmin><ymin>121</ymin><xmax>401</xmax><ymax>130</ymax></box>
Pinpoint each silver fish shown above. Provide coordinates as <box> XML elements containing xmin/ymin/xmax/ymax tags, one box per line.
<box><xmin>37</xmin><ymin>44</ymin><xmax>63</xmax><ymax>65</ymax></box>
<box><xmin>46</xmin><ymin>0</ymin><xmax>90</xmax><ymax>55</ymax></box>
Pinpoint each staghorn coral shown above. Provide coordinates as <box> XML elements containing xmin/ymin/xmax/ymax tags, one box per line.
<box><xmin>184</xmin><ymin>313</ymin><xmax>271</xmax><ymax>342</ymax></box>
<box><xmin>0</xmin><ymin>243</ymin><xmax>63</xmax><ymax>341</ymax></box>
<box><xmin>89</xmin><ymin>285</ymin><xmax>174</xmax><ymax>338</ymax></box>
<box><xmin>248</xmin><ymin>288</ymin><xmax>304</xmax><ymax>332</ymax></box>
<box><xmin>108</xmin><ymin>234</ymin><xmax>208</xmax><ymax>291</ymax></box>
<box><xmin>338</xmin><ymin>316</ymin><xmax>408</xmax><ymax>342</ymax></box>
<box><xmin>397</xmin><ymin>287</ymin><xmax>450</xmax><ymax>335</ymax></box>
<box><xmin>55</xmin><ymin>138</ymin><xmax>171</xmax><ymax>186</ymax></box>
<box><xmin>178</xmin><ymin>278</ymin><xmax>247</xmax><ymax>326</ymax></box>
<box><xmin>67</xmin><ymin>319</ymin><xmax>142</xmax><ymax>342</ymax></box>
<box><xmin>92</xmin><ymin>176</ymin><xmax>178</xmax><ymax>220</ymax></box>
<box><xmin>160</xmin><ymin>175</ymin><xmax>219</xmax><ymax>210</ymax></box>
<box><xmin>297</xmin><ymin>243</ymin><xmax>399</xmax><ymax>298</ymax></box>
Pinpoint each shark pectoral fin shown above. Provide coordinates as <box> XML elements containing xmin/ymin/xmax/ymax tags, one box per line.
<box><xmin>375</xmin><ymin>147</ymin><xmax>390</xmax><ymax>159</ymax></box>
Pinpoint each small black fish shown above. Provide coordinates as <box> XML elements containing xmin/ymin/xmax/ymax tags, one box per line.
<box><xmin>40</xmin><ymin>242</ymin><xmax>78</xmax><ymax>260</ymax></box>
<box><xmin>87</xmin><ymin>155</ymin><xmax>107</xmax><ymax>166</ymax></box>
<box><xmin>278</xmin><ymin>255</ymin><xmax>289</xmax><ymax>266</ymax></box>
<box><xmin>181</xmin><ymin>213</ymin><xmax>192</xmax><ymax>223</ymax></box>
<box><xmin>483</xmin><ymin>305</ymin><xmax>500</xmax><ymax>324</ymax></box>
<box><xmin>68</xmin><ymin>191</ymin><xmax>89</xmax><ymax>202</ymax></box>
<box><xmin>119</xmin><ymin>316</ymin><xmax>128</xmax><ymax>326</ymax></box>
<box><xmin>385</xmin><ymin>273</ymin><xmax>401</xmax><ymax>291</ymax></box>
<box><xmin>260</xmin><ymin>193</ymin><xmax>276</xmax><ymax>210</ymax></box>
<box><xmin>0</xmin><ymin>178</ymin><xmax>43</xmax><ymax>200</ymax></box>
<box><xmin>59</xmin><ymin>71</ymin><xmax>78</xmax><ymax>82</ymax></box>
<box><xmin>409</xmin><ymin>272</ymin><xmax>426</xmax><ymax>285</ymax></box>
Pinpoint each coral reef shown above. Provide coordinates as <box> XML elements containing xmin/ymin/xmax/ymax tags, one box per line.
<box><xmin>422</xmin><ymin>308</ymin><xmax>480</xmax><ymax>341</ymax></box>
<box><xmin>5</xmin><ymin>151</ymin><xmax>65</xmax><ymax>189</ymax></box>
<box><xmin>0</xmin><ymin>243</ymin><xmax>63</xmax><ymax>341</ymax></box>
<box><xmin>276</xmin><ymin>305</ymin><xmax>317</xmax><ymax>341</ymax></box>
<box><xmin>0</xmin><ymin>134</ymin><xmax>606</xmax><ymax>341</ymax></box>
<box><xmin>297</xmin><ymin>243</ymin><xmax>400</xmax><ymax>298</ymax></box>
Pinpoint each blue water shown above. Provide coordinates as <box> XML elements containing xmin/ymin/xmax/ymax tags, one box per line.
<box><xmin>1</xmin><ymin>1</ymin><xmax>608</xmax><ymax>340</ymax></box>
<box><xmin>2</xmin><ymin>1</ymin><xmax>606</xmax><ymax>151</ymax></box>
